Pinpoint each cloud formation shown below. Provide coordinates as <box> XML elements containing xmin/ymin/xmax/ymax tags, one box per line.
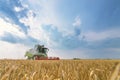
<box><xmin>84</xmin><ymin>28</ymin><xmax>120</xmax><ymax>42</ymax></box>
<box><xmin>0</xmin><ymin>18</ymin><xmax>26</xmax><ymax>38</ymax></box>
<box><xmin>0</xmin><ymin>0</ymin><xmax>120</xmax><ymax>59</ymax></box>
<box><xmin>73</xmin><ymin>16</ymin><xmax>81</xmax><ymax>27</ymax></box>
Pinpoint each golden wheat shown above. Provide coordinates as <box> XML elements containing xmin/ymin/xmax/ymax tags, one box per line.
<box><xmin>0</xmin><ymin>60</ymin><xmax>119</xmax><ymax>80</ymax></box>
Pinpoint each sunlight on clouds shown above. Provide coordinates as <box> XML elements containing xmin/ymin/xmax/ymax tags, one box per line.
<box><xmin>19</xmin><ymin>0</ymin><xmax>84</xmax><ymax>49</ymax></box>
<box><xmin>23</xmin><ymin>0</ymin><xmax>69</xmax><ymax>33</ymax></box>
<box><xmin>14</xmin><ymin>6</ymin><xmax>24</xmax><ymax>12</ymax></box>
<box><xmin>19</xmin><ymin>0</ymin><xmax>64</xmax><ymax>47</ymax></box>
<box><xmin>19</xmin><ymin>10</ymin><xmax>35</xmax><ymax>26</ymax></box>
<box><xmin>73</xmin><ymin>16</ymin><xmax>81</xmax><ymax>27</ymax></box>
<box><xmin>25</xmin><ymin>0</ymin><xmax>59</xmax><ymax>25</ymax></box>
<box><xmin>0</xmin><ymin>18</ymin><xmax>26</xmax><ymax>38</ymax></box>
<box><xmin>19</xmin><ymin>9</ymin><xmax>57</xmax><ymax>47</ymax></box>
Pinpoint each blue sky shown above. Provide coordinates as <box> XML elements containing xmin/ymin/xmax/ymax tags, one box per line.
<box><xmin>0</xmin><ymin>0</ymin><xmax>120</xmax><ymax>59</ymax></box>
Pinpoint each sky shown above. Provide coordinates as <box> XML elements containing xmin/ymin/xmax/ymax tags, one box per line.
<box><xmin>0</xmin><ymin>0</ymin><xmax>120</xmax><ymax>59</ymax></box>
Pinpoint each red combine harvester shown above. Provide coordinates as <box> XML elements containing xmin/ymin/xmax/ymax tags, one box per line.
<box><xmin>25</xmin><ymin>44</ymin><xmax>60</xmax><ymax>60</ymax></box>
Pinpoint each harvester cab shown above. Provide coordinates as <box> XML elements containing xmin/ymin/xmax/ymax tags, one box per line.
<box><xmin>35</xmin><ymin>45</ymin><xmax>49</xmax><ymax>55</ymax></box>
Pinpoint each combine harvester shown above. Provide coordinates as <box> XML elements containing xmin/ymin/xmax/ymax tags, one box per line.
<box><xmin>25</xmin><ymin>44</ymin><xmax>60</xmax><ymax>60</ymax></box>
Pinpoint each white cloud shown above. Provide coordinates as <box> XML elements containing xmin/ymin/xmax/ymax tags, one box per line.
<box><xmin>84</xmin><ymin>28</ymin><xmax>120</xmax><ymax>42</ymax></box>
<box><xmin>19</xmin><ymin>10</ymin><xmax>35</xmax><ymax>26</ymax></box>
<box><xmin>24</xmin><ymin>0</ymin><xmax>60</xmax><ymax>26</ymax></box>
<box><xmin>0</xmin><ymin>18</ymin><xmax>26</xmax><ymax>38</ymax></box>
<box><xmin>19</xmin><ymin>0</ymin><xmax>63</xmax><ymax>47</ymax></box>
<box><xmin>19</xmin><ymin>10</ymin><xmax>49</xmax><ymax>42</ymax></box>
<box><xmin>14</xmin><ymin>6</ymin><xmax>24</xmax><ymax>12</ymax></box>
<box><xmin>0</xmin><ymin>41</ymin><xmax>30</xmax><ymax>59</ymax></box>
<box><xmin>19</xmin><ymin>0</ymin><xmax>84</xmax><ymax>48</ymax></box>
<box><xmin>21</xmin><ymin>0</ymin><xmax>74</xmax><ymax>34</ymax></box>
<box><xmin>72</xmin><ymin>16</ymin><xmax>81</xmax><ymax>27</ymax></box>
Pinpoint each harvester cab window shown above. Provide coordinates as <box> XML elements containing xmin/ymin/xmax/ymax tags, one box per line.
<box><xmin>35</xmin><ymin>45</ymin><xmax>43</xmax><ymax>53</ymax></box>
<box><xmin>42</xmin><ymin>48</ymin><xmax>44</xmax><ymax>53</ymax></box>
<box><xmin>43</xmin><ymin>48</ymin><xmax>48</xmax><ymax>54</ymax></box>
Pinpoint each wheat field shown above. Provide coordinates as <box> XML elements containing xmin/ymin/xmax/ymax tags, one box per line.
<box><xmin>0</xmin><ymin>60</ymin><xmax>120</xmax><ymax>80</ymax></box>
